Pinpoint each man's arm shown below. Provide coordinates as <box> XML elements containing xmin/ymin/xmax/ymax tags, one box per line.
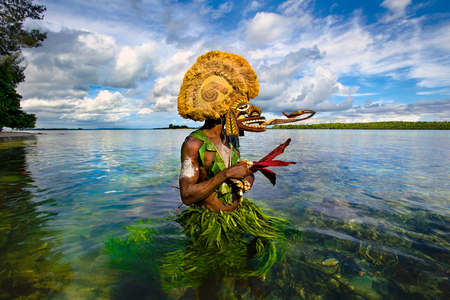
<box><xmin>179</xmin><ymin>136</ymin><xmax>250</xmax><ymax>206</ymax></box>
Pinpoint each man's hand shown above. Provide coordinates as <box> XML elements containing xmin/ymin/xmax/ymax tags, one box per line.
<box><xmin>225</xmin><ymin>161</ymin><xmax>250</xmax><ymax>179</ymax></box>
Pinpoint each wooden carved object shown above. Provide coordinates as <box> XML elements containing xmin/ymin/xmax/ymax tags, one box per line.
<box><xmin>263</xmin><ymin>110</ymin><xmax>316</xmax><ymax>126</ymax></box>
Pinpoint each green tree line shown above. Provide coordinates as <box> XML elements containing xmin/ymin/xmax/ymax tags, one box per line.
<box><xmin>272</xmin><ymin>121</ymin><xmax>450</xmax><ymax>130</ymax></box>
<box><xmin>168</xmin><ymin>124</ymin><xmax>189</xmax><ymax>129</ymax></box>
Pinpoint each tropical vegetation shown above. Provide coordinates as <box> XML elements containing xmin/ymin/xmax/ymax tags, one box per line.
<box><xmin>272</xmin><ymin>121</ymin><xmax>450</xmax><ymax>130</ymax></box>
<box><xmin>0</xmin><ymin>0</ymin><xmax>47</xmax><ymax>131</ymax></box>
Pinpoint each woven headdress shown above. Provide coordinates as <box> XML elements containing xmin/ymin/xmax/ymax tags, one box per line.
<box><xmin>178</xmin><ymin>51</ymin><xmax>259</xmax><ymax>121</ymax></box>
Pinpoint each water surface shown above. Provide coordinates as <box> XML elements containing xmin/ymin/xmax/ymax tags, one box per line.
<box><xmin>1</xmin><ymin>130</ymin><xmax>449</xmax><ymax>299</ymax></box>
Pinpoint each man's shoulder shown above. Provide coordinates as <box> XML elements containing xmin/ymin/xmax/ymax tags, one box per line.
<box><xmin>182</xmin><ymin>135</ymin><xmax>204</xmax><ymax>155</ymax></box>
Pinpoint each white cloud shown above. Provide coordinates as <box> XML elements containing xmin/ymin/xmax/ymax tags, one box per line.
<box><xmin>328</xmin><ymin>98</ymin><xmax>450</xmax><ymax>121</ymax></box>
<box><xmin>78</xmin><ymin>90</ymin><xmax>126</xmax><ymax>112</ymax></box>
<box><xmin>152</xmin><ymin>95</ymin><xmax>178</xmax><ymax>112</ymax></box>
<box><xmin>144</xmin><ymin>49</ymin><xmax>201</xmax><ymax>112</ymax></box>
<box><xmin>109</xmin><ymin>42</ymin><xmax>160</xmax><ymax>88</ymax></box>
<box><xmin>417</xmin><ymin>88</ymin><xmax>450</xmax><ymax>96</ymax></box>
<box><xmin>410</xmin><ymin>63</ymin><xmax>450</xmax><ymax>88</ymax></box>
<box><xmin>138</xmin><ymin>108</ymin><xmax>154</xmax><ymax>115</ymax></box>
<box><xmin>246</xmin><ymin>12</ymin><xmax>291</xmax><ymax>46</ymax></box>
<box><xmin>244</xmin><ymin>1</ymin><xmax>264</xmax><ymax>15</ymax></box>
<box><xmin>254</xmin><ymin>63</ymin><xmax>358</xmax><ymax>113</ymax></box>
<box><xmin>22</xmin><ymin>90</ymin><xmax>133</xmax><ymax>123</ymax></box>
<box><xmin>18</xmin><ymin>29</ymin><xmax>118</xmax><ymax>100</ymax></box>
<box><xmin>15</xmin><ymin>0</ymin><xmax>450</xmax><ymax>127</ymax></box>
<box><xmin>211</xmin><ymin>2</ymin><xmax>233</xmax><ymax>20</ymax></box>
<box><xmin>277</xmin><ymin>0</ymin><xmax>311</xmax><ymax>16</ymax></box>
<box><xmin>380</xmin><ymin>0</ymin><xmax>412</xmax><ymax>22</ymax></box>
<box><xmin>330</xmin><ymin>3</ymin><xmax>338</xmax><ymax>13</ymax></box>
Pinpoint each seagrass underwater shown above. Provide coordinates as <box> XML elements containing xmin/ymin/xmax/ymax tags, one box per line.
<box><xmin>1</xmin><ymin>129</ymin><xmax>450</xmax><ymax>299</ymax></box>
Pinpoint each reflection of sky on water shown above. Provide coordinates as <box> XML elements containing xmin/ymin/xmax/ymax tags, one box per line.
<box><xmin>0</xmin><ymin>137</ymin><xmax>72</xmax><ymax>299</ymax></box>
<box><xmin>244</xmin><ymin>130</ymin><xmax>450</xmax><ymax>213</ymax></box>
<box><xmin>1</xmin><ymin>129</ymin><xmax>450</xmax><ymax>299</ymax></box>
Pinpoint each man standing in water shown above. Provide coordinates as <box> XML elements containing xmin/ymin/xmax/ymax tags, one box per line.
<box><xmin>178</xmin><ymin>51</ymin><xmax>267</xmax><ymax>212</ymax></box>
<box><xmin>179</xmin><ymin>117</ymin><xmax>254</xmax><ymax>211</ymax></box>
<box><xmin>174</xmin><ymin>51</ymin><xmax>285</xmax><ymax>285</ymax></box>
<box><xmin>166</xmin><ymin>51</ymin><xmax>315</xmax><ymax>294</ymax></box>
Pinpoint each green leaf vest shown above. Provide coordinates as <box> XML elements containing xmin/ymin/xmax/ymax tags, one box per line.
<box><xmin>189</xmin><ymin>130</ymin><xmax>240</xmax><ymax>206</ymax></box>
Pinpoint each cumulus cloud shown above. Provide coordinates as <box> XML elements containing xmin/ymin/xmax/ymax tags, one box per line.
<box><xmin>288</xmin><ymin>66</ymin><xmax>357</xmax><ymax>112</ymax></box>
<box><xmin>246</xmin><ymin>12</ymin><xmax>291</xmax><ymax>46</ymax></box>
<box><xmin>324</xmin><ymin>99</ymin><xmax>450</xmax><ymax>122</ymax></box>
<box><xmin>77</xmin><ymin>90</ymin><xmax>126</xmax><ymax>112</ymax></box>
<box><xmin>364</xmin><ymin>98</ymin><xmax>384</xmax><ymax>108</ymax></box>
<box><xmin>245</xmin><ymin>0</ymin><xmax>313</xmax><ymax>47</ymax></box>
<box><xmin>22</xmin><ymin>90</ymin><xmax>133</xmax><ymax>123</ymax></box>
<box><xmin>18</xmin><ymin>29</ymin><xmax>117</xmax><ymax>100</ymax></box>
<box><xmin>293</xmin><ymin>11</ymin><xmax>450</xmax><ymax>95</ymax></box>
<box><xmin>253</xmin><ymin>47</ymin><xmax>358</xmax><ymax>114</ymax></box>
<box><xmin>142</xmin><ymin>49</ymin><xmax>200</xmax><ymax>113</ymax></box>
<box><xmin>15</xmin><ymin>0</ymin><xmax>450</xmax><ymax>127</ymax></box>
<box><xmin>256</xmin><ymin>46</ymin><xmax>324</xmax><ymax>84</ymax></box>
<box><xmin>109</xmin><ymin>42</ymin><xmax>160</xmax><ymax>88</ymax></box>
<box><xmin>16</xmin><ymin>27</ymin><xmax>165</xmax><ymax>125</ymax></box>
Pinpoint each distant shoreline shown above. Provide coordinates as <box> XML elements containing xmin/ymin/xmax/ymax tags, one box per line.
<box><xmin>4</xmin><ymin>121</ymin><xmax>448</xmax><ymax>132</ymax></box>
<box><xmin>0</xmin><ymin>131</ymin><xmax>41</xmax><ymax>138</ymax></box>
<box><xmin>23</xmin><ymin>127</ymin><xmax>197</xmax><ymax>130</ymax></box>
<box><xmin>272</xmin><ymin>121</ymin><xmax>450</xmax><ymax>130</ymax></box>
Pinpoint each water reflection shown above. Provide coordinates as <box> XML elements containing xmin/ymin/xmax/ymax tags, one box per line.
<box><xmin>0</xmin><ymin>137</ymin><xmax>72</xmax><ymax>298</ymax></box>
<box><xmin>1</xmin><ymin>130</ymin><xmax>449</xmax><ymax>299</ymax></box>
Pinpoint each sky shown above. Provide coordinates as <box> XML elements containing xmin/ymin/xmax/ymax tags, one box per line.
<box><xmin>16</xmin><ymin>0</ymin><xmax>450</xmax><ymax>128</ymax></box>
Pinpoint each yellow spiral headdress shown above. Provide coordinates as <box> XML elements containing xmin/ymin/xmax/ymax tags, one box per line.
<box><xmin>178</xmin><ymin>51</ymin><xmax>259</xmax><ymax>121</ymax></box>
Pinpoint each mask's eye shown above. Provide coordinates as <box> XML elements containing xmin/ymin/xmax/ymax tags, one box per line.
<box><xmin>237</xmin><ymin>103</ymin><xmax>249</xmax><ymax>111</ymax></box>
<box><xmin>248</xmin><ymin>105</ymin><xmax>262</xmax><ymax>117</ymax></box>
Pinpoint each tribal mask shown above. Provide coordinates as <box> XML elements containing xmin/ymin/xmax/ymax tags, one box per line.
<box><xmin>177</xmin><ymin>51</ymin><xmax>315</xmax><ymax>136</ymax></box>
<box><xmin>225</xmin><ymin>93</ymin><xmax>266</xmax><ymax>137</ymax></box>
<box><xmin>177</xmin><ymin>51</ymin><xmax>261</xmax><ymax>135</ymax></box>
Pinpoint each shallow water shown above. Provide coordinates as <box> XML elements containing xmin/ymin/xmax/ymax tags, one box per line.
<box><xmin>0</xmin><ymin>129</ymin><xmax>449</xmax><ymax>299</ymax></box>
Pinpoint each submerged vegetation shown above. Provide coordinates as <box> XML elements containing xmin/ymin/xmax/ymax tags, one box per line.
<box><xmin>103</xmin><ymin>199</ymin><xmax>290</xmax><ymax>294</ymax></box>
<box><xmin>272</xmin><ymin>121</ymin><xmax>450</xmax><ymax>130</ymax></box>
<box><xmin>103</xmin><ymin>195</ymin><xmax>450</xmax><ymax>299</ymax></box>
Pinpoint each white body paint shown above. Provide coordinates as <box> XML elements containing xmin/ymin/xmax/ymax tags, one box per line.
<box><xmin>180</xmin><ymin>158</ymin><xmax>196</xmax><ymax>179</ymax></box>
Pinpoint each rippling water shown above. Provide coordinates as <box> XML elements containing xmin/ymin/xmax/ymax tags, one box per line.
<box><xmin>1</xmin><ymin>129</ymin><xmax>449</xmax><ymax>299</ymax></box>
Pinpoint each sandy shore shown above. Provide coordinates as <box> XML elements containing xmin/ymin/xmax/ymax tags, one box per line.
<box><xmin>0</xmin><ymin>131</ymin><xmax>41</xmax><ymax>138</ymax></box>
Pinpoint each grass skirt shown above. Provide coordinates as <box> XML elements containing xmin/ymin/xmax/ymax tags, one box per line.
<box><xmin>103</xmin><ymin>198</ymin><xmax>288</xmax><ymax>290</ymax></box>
<box><xmin>160</xmin><ymin>198</ymin><xmax>288</xmax><ymax>288</ymax></box>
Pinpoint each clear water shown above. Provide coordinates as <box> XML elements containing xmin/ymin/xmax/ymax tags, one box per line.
<box><xmin>1</xmin><ymin>129</ymin><xmax>449</xmax><ymax>299</ymax></box>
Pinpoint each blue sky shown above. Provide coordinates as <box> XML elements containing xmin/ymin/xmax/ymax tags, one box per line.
<box><xmin>17</xmin><ymin>0</ymin><xmax>450</xmax><ymax>128</ymax></box>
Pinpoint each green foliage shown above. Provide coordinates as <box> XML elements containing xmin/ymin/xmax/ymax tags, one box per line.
<box><xmin>169</xmin><ymin>124</ymin><xmax>189</xmax><ymax>129</ymax></box>
<box><xmin>0</xmin><ymin>62</ymin><xmax>36</xmax><ymax>130</ymax></box>
<box><xmin>103</xmin><ymin>201</ymin><xmax>291</xmax><ymax>291</ymax></box>
<box><xmin>0</xmin><ymin>0</ymin><xmax>46</xmax><ymax>131</ymax></box>
<box><xmin>102</xmin><ymin>219</ymin><xmax>179</xmax><ymax>275</ymax></box>
<box><xmin>161</xmin><ymin>199</ymin><xmax>289</xmax><ymax>289</ymax></box>
<box><xmin>0</xmin><ymin>0</ymin><xmax>47</xmax><ymax>56</ymax></box>
<box><xmin>272</xmin><ymin>121</ymin><xmax>450</xmax><ymax>130</ymax></box>
<box><xmin>0</xmin><ymin>52</ymin><xmax>25</xmax><ymax>87</ymax></box>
